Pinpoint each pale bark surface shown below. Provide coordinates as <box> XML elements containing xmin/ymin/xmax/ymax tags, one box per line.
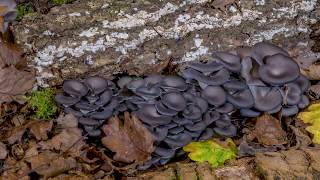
<box><xmin>13</xmin><ymin>0</ymin><xmax>319</xmax><ymax>87</ymax></box>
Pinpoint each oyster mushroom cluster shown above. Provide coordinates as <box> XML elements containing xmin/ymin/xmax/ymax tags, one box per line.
<box><xmin>55</xmin><ymin>42</ymin><xmax>310</xmax><ymax>169</ymax></box>
<box><xmin>119</xmin><ymin>75</ymin><xmax>236</xmax><ymax>169</ymax></box>
<box><xmin>55</xmin><ymin>76</ymin><xmax>121</xmax><ymax>136</ymax></box>
<box><xmin>182</xmin><ymin>42</ymin><xmax>310</xmax><ymax>118</ymax></box>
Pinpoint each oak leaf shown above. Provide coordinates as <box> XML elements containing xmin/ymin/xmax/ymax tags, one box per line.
<box><xmin>101</xmin><ymin>112</ymin><xmax>155</xmax><ymax>163</ymax></box>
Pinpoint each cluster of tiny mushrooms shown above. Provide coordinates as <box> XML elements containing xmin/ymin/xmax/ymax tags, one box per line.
<box><xmin>55</xmin><ymin>42</ymin><xmax>310</xmax><ymax>168</ymax></box>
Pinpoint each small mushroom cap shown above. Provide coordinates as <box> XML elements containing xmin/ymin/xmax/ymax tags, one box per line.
<box><xmin>251</xmin><ymin>42</ymin><xmax>289</xmax><ymax>64</ymax></box>
<box><xmin>194</xmin><ymin>97</ymin><xmax>209</xmax><ymax>113</ymax></box>
<box><xmin>258</xmin><ymin>54</ymin><xmax>300</xmax><ymax>85</ymax></box>
<box><xmin>293</xmin><ymin>75</ymin><xmax>310</xmax><ymax>92</ymax></box>
<box><xmin>223</xmin><ymin>80</ymin><xmax>247</xmax><ymax>91</ymax></box>
<box><xmin>63</xmin><ymin>80</ymin><xmax>88</xmax><ymax>97</ymax></box>
<box><xmin>214</xmin><ymin>125</ymin><xmax>237</xmax><ymax>137</ymax></box>
<box><xmin>282</xmin><ymin>83</ymin><xmax>302</xmax><ymax>105</ymax></box>
<box><xmin>95</xmin><ymin>89</ymin><xmax>113</xmax><ymax>106</ymax></box>
<box><xmin>117</xmin><ymin>76</ymin><xmax>133</xmax><ymax>89</ymax></box>
<box><xmin>185</xmin><ymin>130</ymin><xmax>202</xmax><ymax>138</ymax></box>
<box><xmin>240</xmin><ymin>57</ymin><xmax>264</xmax><ymax>85</ymax></box>
<box><xmin>155</xmin><ymin>102</ymin><xmax>178</xmax><ymax>116</ymax></box>
<box><xmin>151</xmin><ymin>126</ymin><xmax>169</xmax><ymax>142</ymax></box>
<box><xmin>216</xmin><ymin>103</ymin><xmax>234</xmax><ymax>113</ymax></box>
<box><xmin>198</xmin><ymin>128</ymin><xmax>214</xmax><ymax>141</ymax></box>
<box><xmin>201</xmin><ymin>86</ymin><xmax>226</xmax><ymax>106</ymax></box>
<box><xmin>161</xmin><ymin>76</ymin><xmax>187</xmax><ymax>91</ymax></box>
<box><xmin>282</xmin><ymin>105</ymin><xmax>299</xmax><ymax>117</ymax></box>
<box><xmin>268</xmin><ymin>104</ymin><xmax>282</xmax><ymax>114</ymax></box>
<box><xmin>227</xmin><ymin>89</ymin><xmax>254</xmax><ymax>108</ymax></box>
<box><xmin>235</xmin><ymin>46</ymin><xmax>252</xmax><ymax>59</ymax></box>
<box><xmin>203</xmin><ymin>110</ymin><xmax>220</xmax><ymax>125</ymax></box>
<box><xmin>168</xmin><ymin>126</ymin><xmax>184</xmax><ymax>135</ymax></box>
<box><xmin>87</xmin><ymin>129</ymin><xmax>101</xmax><ymax>137</ymax></box>
<box><xmin>162</xmin><ymin>92</ymin><xmax>187</xmax><ymax>111</ymax></box>
<box><xmin>159</xmin><ymin>158</ymin><xmax>171</xmax><ymax>165</ymax></box>
<box><xmin>184</xmin><ymin>121</ymin><xmax>207</xmax><ymax>131</ymax></box>
<box><xmin>78</xmin><ymin>117</ymin><xmax>100</xmax><ymax>126</ymax></box>
<box><xmin>240</xmin><ymin>108</ymin><xmax>261</xmax><ymax>117</ymax></box>
<box><xmin>75</xmin><ymin>101</ymin><xmax>99</xmax><ymax>111</ymax></box>
<box><xmin>89</xmin><ymin>108</ymin><xmax>113</xmax><ymax>120</ymax></box>
<box><xmin>64</xmin><ymin>107</ymin><xmax>83</xmax><ymax>117</ymax></box>
<box><xmin>214</xmin><ymin>118</ymin><xmax>232</xmax><ymax>128</ymax></box>
<box><xmin>172</xmin><ymin>117</ymin><xmax>192</xmax><ymax>126</ymax></box>
<box><xmin>135</xmin><ymin>86</ymin><xmax>161</xmax><ymax>99</ymax></box>
<box><xmin>183</xmin><ymin>68</ymin><xmax>230</xmax><ymax>86</ymax></box>
<box><xmin>126</xmin><ymin>79</ymin><xmax>145</xmax><ymax>91</ymax></box>
<box><xmin>183</xmin><ymin>104</ymin><xmax>202</xmax><ymax>120</ymax></box>
<box><xmin>298</xmin><ymin>95</ymin><xmax>309</xmax><ymax>109</ymax></box>
<box><xmin>187</xmin><ymin>61</ymin><xmax>223</xmax><ymax>73</ymax></box>
<box><xmin>250</xmin><ymin>86</ymin><xmax>282</xmax><ymax>111</ymax></box>
<box><xmin>84</xmin><ymin>76</ymin><xmax>108</xmax><ymax>94</ymax></box>
<box><xmin>55</xmin><ymin>94</ymin><xmax>80</xmax><ymax>107</ymax></box>
<box><xmin>154</xmin><ymin>147</ymin><xmax>175</xmax><ymax>158</ymax></box>
<box><xmin>0</xmin><ymin>0</ymin><xmax>17</xmax><ymax>33</ymax></box>
<box><xmin>164</xmin><ymin>133</ymin><xmax>192</xmax><ymax>148</ymax></box>
<box><xmin>135</xmin><ymin>104</ymin><xmax>172</xmax><ymax>126</ymax></box>
<box><xmin>212</xmin><ymin>52</ymin><xmax>241</xmax><ymax>72</ymax></box>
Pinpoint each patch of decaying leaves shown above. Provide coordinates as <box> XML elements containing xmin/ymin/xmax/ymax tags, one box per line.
<box><xmin>0</xmin><ymin>114</ymin><xmax>92</xmax><ymax>179</ymax></box>
<box><xmin>183</xmin><ymin>138</ymin><xmax>237</xmax><ymax>168</ymax></box>
<box><xmin>298</xmin><ymin>103</ymin><xmax>320</xmax><ymax>144</ymax></box>
<box><xmin>102</xmin><ymin>112</ymin><xmax>155</xmax><ymax>164</ymax></box>
<box><xmin>247</xmin><ymin>113</ymin><xmax>287</xmax><ymax>146</ymax></box>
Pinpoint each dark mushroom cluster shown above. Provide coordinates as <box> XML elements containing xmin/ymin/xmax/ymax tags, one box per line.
<box><xmin>55</xmin><ymin>76</ymin><xmax>121</xmax><ymax>137</ymax></box>
<box><xmin>119</xmin><ymin>75</ymin><xmax>236</xmax><ymax>169</ymax></box>
<box><xmin>55</xmin><ymin>42</ymin><xmax>310</xmax><ymax>169</ymax></box>
<box><xmin>182</xmin><ymin>42</ymin><xmax>310</xmax><ymax>118</ymax></box>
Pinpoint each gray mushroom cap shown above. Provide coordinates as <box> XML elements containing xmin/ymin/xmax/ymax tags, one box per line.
<box><xmin>126</xmin><ymin>79</ymin><xmax>145</xmax><ymax>91</ymax></box>
<box><xmin>187</xmin><ymin>61</ymin><xmax>223</xmax><ymax>73</ymax></box>
<box><xmin>214</xmin><ymin>125</ymin><xmax>237</xmax><ymax>137</ymax></box>
<box><xmin>203</xmin><ymin>110</ymin><xmax>220</xmax><ymax>125</ymax></box>
<box><xmin>194</xmin><ymin>97</ymin><xmax>209</xmax><ymax>113</ymax></box>
<box><xmin>183</xmin><ymin>104</ymin><xmax>202</xmax><ymax>120</ymax></box>
<box><xmin>298</xmin><ymin>95</ymin><xmax>309</xmax><ymax>109</ymax></box>
<box><xmin>293</xmin><ymin>75</ymin><xmax>310</xmax><ymax>92</ymax></box>
<box><xmin>212</xmin><ymin>52</ymin><xmax>241</xmax><ymax>72</ymax></box>
<box><xmin>282</xmin><ymin>105</ymin><xmax>299</xmax><ymax>117</ymax></box>
<box><xmin>84</xmin><ymin>76</ymin><xmax>108</xmax><ymax>94</ymax></box>
<box><xmin>268</xmin><ymin>104</ymin><xmax>282</xmax><ymax>114</ymax></box>
<box><xmin>155</xmin><ymin>102</ymin><xmax>178</xmax><ymax>116</ymax></box>
<box><xmin>117</xmin><ymin>76</ymin><xmax>133</xmax><ymax>89</ymax></box>
<box><xmin>95</xmin><ymin>89</ymin><xmax>113</xmax><ymax>106</ymax></box>
<box><xmin>258</xmin><ymin>54</ymin><xmax>300</xmax><ymax>85</ymax></box>
<box><xmin>201</xmin><ymin>86</ymin><xmax>226</xmax><ymax>106</ymax></box>
<box><xmin>161</xmin><ymin>76</ymin><xmax>187</xmax><ymax>91</ymax></box>
<box><xmin>184</xmin><ymin>121</ymin><xmax>207</xmax><ymax>131</ymax></box>
<box><xmin>223</xmin><ymin>80</ymin><xmax>247</xmax><ymax>91</ymax></box>
<box><xmin>282</xmin><ymin>83</ymin><xmax>302</xmax><ymax>105</ymax></box>
<box><xmin>89</xmin><ymin>108</ymin><xmax>113</xmax><ymax>120</ymax></box>
<box><xmin>235</xmin><ymin>46</ymin><xmax>252</xmax><ymax>59</ymax></box>
<box><xmin>0</xmin><ymin>0</ymin><xmax>17</xmax><ymax>33</ymax></box>
<box><xmin>78</xmin><ymin>117</ymin><xmax>100</xmax><ymax>126</ymax></box>
<box><xmin>135</xmin><ymin>104</ymin><xmax>172</xmax><ymax>126</ymax></box>
<box><xmin>216</xmin><ymin>103</ymin><xmax>234</xmax><ymax>113</ymax></box>
<box><xmin>198</xmin><ymin>128</ymin><xmax>214</xmax><ymax>141</ymax></box>
<box><xmin>250</xmin><ymin>86</ymin><xmax>282</xmax><ymax>111</ymax></box>
<box><xmin>63</xmin><ymin>80</ymin><xmax>88</xmax><ymax>97</ymax></box>
<box><xmin>144</xmin><ymin>75</ymin><xmax>164</xmax><ymax>86</ymax></box>
<box><xmin>151</xmin><ymin>126</ymin><xmax>169</xmax><ymax>142</ymax></box>
<box><xmin>55</xmin><ymin>94</ymin><xmax>80</xmax><ymax>107</ymax></box>
<box><xmin>183</xmin><ymin>68</ymin><xmax>230</xmax><ymax>86</ymax></box>
<box><xmin>169</xmin><ymin>126</ymin><xmax>184</xmax><ymax>135</ymax></box>
<box><xmin>164</xmin><ymin>133</ymin><xmax>192</xmax><ymax>148</ymax></box>
<box><xmin>135</xmin><ymin>86</ymin><xmax>161</xmax><ymax>99</ymax></box>
<box><xmin>162</xmin><ymin>92</ymin><xmax>187</xmax><ymax>111</ymax></box>
<box><xmin>227</xmin><ymin>89</ymin><xmax>254</xmax><ymax>108</ymax></box>
<box><xmin>250</xmin><ymin>42</ymin><xmax>289</xmax><ymax>64</ymax></box>
<box><xmin>240</xmin><ymin>108</ymin><xmax>261</xmax><ymax>117</ymax></box>
<box><xmin>154</xmin><ymin>147</ymin><xmax>175</xmax><ymax>159</ymax></box>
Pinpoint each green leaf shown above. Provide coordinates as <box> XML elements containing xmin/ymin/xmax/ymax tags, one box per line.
<box><xmin>298</xmin><ymin>103</ymin><xmax>320</xmax><ymax>144</ymax></box>
<box><xmin>183</xmin><ymin>138</ymin><xmax>237</xmax><ymax>168</ymax></box>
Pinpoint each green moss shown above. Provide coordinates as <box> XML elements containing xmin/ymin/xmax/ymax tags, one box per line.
<box><xmin>27</xmin><ymin>88</ymin><xmax>57</xmax><ymax>119</ymax></box>
<box><xmin>50</xmin><ymin>0</ymin><xmax>75</xmax><ymax>5</ymax></box>
<box><xmin>16</xmin><ymin>4</ymin><xmax>35</xmax><ymax>21</ymax></box>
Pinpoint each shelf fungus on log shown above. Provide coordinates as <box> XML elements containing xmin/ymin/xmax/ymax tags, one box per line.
<box><xmin>55</xmin><ymin>42</ymin><xmax>310</xmax><ymax>169</ymax></box>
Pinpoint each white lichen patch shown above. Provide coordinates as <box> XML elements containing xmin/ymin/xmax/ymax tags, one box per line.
<box><xmin>182</xmin><ymin>37</ymin><xmax>209</xmax><ymax>62</ymax></box>
<box><xmin>68</xmin><ymin>12</ymin><xmax>81</xmax><ymax>17</ymax></box>
<box><xmin>254</xmin><ymin>0</ymin><xmax>265</xmax><ymax>6</ymax></box>
<box><xmin>79</xmin><ymin>27</ymin><xmax>99</xmax><ymax>37</ymax></box>
<box><xmin>43</xmin><ymin>30</ymin><xmax>55</xmax><ymax>36</ymax></box>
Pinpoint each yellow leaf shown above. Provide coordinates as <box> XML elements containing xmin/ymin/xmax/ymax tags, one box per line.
<box><xmin>298</xmin><ymin>103</ymin><xmax>320</xmax><ymax>144</ymax></box>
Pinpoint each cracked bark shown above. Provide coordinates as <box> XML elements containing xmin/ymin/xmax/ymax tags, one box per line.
<box><xmin>12</xmin><ymin>0</ymin><xmax>319</xmax><ymax>87</ymax></box>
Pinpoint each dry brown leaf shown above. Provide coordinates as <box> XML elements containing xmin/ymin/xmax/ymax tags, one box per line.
<box><xmin>11</xmin><ymin>115</ymin><xmax>25</xmax><ymax>127</ymax></box>
<box><xmin>102</xmin><ymin>112</ymin><xmax>154</xmax><ymax>163</ymax></box>
<box><xmin>28</xmin><ymin>120</ymin><xmax>53</xmax><ymax>141</ymax></box>
<box><xmin>6</xmin><ymin>125</ymin><xmax>26</xmax><ymax>144</ymax></box>
<box><xmin>26</xmin><ymin>151</ymin><xmax>77</xmax><ymax>178</ymax></box>
<box><xmin>0</xmin><ymin>38</ymin><xmax>22</xmax><ymax>69</ymax></box>
<box><xmin>56</xmin><ymin>113</ymin><xmax>78</xmax><ymax>128</ymax></box>
<box><xmin>0</xmin><ymin>141</ymin><xmax>7</xmax><ymax>159</ymax></box>
<box><xmin>248</xmin><ymin>113</ymin><xmax>287</xmax><ymax>146</ymax></box>
<box><xmin>301</xmin><ymin>64</ymin><xmax>320</xmax><ymax>80</ymax></box>
<box><xmin>39</xmin><ymin>128</ymin><xmax>86</xmax><ymax>157</ymax></box>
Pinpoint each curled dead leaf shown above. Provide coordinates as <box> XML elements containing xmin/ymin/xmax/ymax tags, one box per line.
<box><xmin>0</xmin><ymin>142</ymin><xmax>7</xmax><ymax>159</ymax></box>
<box><xmin>28</xmin><ymin>120</ymin><xmax>53</xmax><ymax>141</ymax></box>
<box><xmin>248</xmin><ymin>113</ymin><xmax>287</xmax><ymax>146</ymax></box>
<box><xmin>6</xmin><ymin>125</ymin><xmax>26</xmax><ymax>144</ymax></box>
<box><xmin>56</xmin><ymin>113</ymin><xmax>78</xmax><ymax>128</ymax></box>
<box><xmin>102</xmin><ymin>112</ymin><xmax>155</xmax><ymax>164</ymax></box>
